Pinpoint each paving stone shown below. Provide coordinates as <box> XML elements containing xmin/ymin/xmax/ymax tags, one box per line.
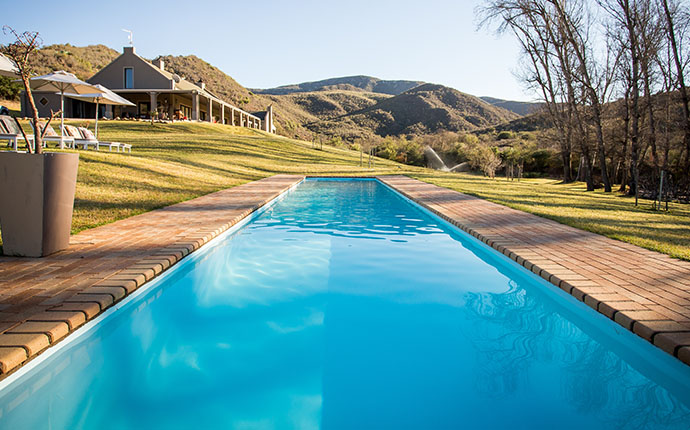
<box><xmin>81</xmin><ymin>286</ymin><xmax>127</xmax><ymax>301</ymax></box>
<box><xmin>27</xmin><ymin>311</ymin><xmax>86</xmax><ymax>330</ymax></box>
<box><xmin>49</xmin><ymin>302</ymin><xmax>101</xmax><ymax>319</ymax></box>
<box><xmin>0</xmin><ymin>333</ymin><xmax>50</xmax><ymax>356</ymax></box>
<box><xmin>633</xmin><ymin>320</ymin><xmax>689</xmax><ymax>341</ymax></box>
<box><xmin>66</xmin><ymin>294</ymin><xmax>114</xmax><ymax>310</ymax></box>
<box><xmin>6</xmin><ymin>321</ymin><xmax>70</xmax><ymax>342</ymax></box>
<box><xmin>0</xmin><ymin>347</ymin><xmax>27</xmax><ymax>374</ymax></box>
<box><xmin>654</xmin><ymin>332</ymin><xmax>690</xmax><ymax>355</ymax></box>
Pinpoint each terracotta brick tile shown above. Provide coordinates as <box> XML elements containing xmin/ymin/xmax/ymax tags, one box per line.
<box><xmin>654</xmin><ymin>332</ymin><xmax>690</xmax><ymax>355</ymax></box>
<box><xmin>66</xmin><ymin>294</ymin><xmax>114</xmax><ymax>310</ymax></box>
<box><xmin>7</xmin><ymin>321</ymin><xmax>70</xmax><ymax>342</ymax></box>
<box><xmin>615</xmin><ymin>309</ymin><xmax>667</xmax><ymax>330</ymax></box>
<box><xmin>598</xmin><ymin>301</ymin><xmax>648</xmax><ymax>319</ymax></box>
<box><xmin>82</xmin><ymin>286</ymin><xmax>127</xmax><ymax>301</ymax></box>
<box><xmin>0</xmin><ymin>333</ymin><xmax>50</xmax><ymax>355</ymax></box>
<box><xmin>633</xmin><ymin>320</ymin><xmax>690</xmax><ymax>341</ymax></box>
<box><xmin>48</xmin><ymin>302</ymin><xmax>100</xmax><ymax>319</ymax></box>
<box><xmin>679</xmin><ymin>347</ymin><xmax>690</xmax><ymax>365</ymax></box>
<box><xmin>0</xmin><ymin>347</ymin><xmax>27</xmax><ymax>374</ymax></box>
<box><xmin>28</xmin><ymin>311</ymin><xmax>85</xmax><ymax>330</ymax></box>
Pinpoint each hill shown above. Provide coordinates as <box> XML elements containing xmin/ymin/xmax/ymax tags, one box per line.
<box><xmin>253</xmin><ymin>75</ymin><xmax>425</xmax><ymax>96</ymax></box>
<box><xmin>28</xmin><ymin>44</ymin><xmax>119</xmax><ymax>81</ymax></box>
<box><xmin>325</xmin><ymin>84</ymin><xmax>519</xmax><ymax>137</ymax></box>
<box><xmin>480</xmin><ymin>96</ymin><xmax>543</xmax><ymax>116</ymax></box>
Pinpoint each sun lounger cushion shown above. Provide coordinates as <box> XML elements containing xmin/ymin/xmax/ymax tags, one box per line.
<box><xmin>79</xmin><ymin>127</ymin><xmax>97</xmax><ymax>140</ymax></box>
<box><xmin>39</xmin><ymin>122</ymin><xmax>59</xmax><ymax>137</ymax></box>
<box><xmin>0</xmin><ymin>115</ymin><xmax>22</xmax><ymax>135</ymax></box>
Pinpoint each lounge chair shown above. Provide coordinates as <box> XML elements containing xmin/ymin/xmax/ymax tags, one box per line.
<box><xmin>62</xmin><ymin>125</ymin><xmax>132</xmax><ymax>153</ymax></box>
<box><xmin>30</xmin><ymin>121</ymin><xmax>75</xmax><ymax>149</ymax></box>
<box><xmin>0</xmin><ymin>115</ymin><xmax>34</xmax><ymax>151</ymax></box>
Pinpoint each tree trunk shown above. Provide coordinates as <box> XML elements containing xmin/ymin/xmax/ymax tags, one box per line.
<box><xmin>662</xmin><ymin>0</ymin><xmax>690</xmax><ymax>174</ymax></box>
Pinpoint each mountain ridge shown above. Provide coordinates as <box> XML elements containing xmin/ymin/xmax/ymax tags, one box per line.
<box><xmin>252</xmin><ymin>75</ymin><xmax>425</xmax><ymax>96</ymax></box>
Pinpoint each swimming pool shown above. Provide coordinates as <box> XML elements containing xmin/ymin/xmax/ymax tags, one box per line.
<box><xmin>0</xmin><ymin>178</ymin><xmax>689</xmax><ymax>429</ymax></box>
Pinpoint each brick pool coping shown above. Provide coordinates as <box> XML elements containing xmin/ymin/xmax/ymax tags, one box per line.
<box><xmin>0</xmin><ymin>174</ymin><xmax>688</xmax><ymax>379</ymax></box>
<box><xmin>0</xmin><ymin>174</ymin><xmax>304</xmax><ymax>377</ymax></box>
<box><xmin>378</xmin><ymin>175</ymin><xmax>690</xmax><ymax>366</ymax></box>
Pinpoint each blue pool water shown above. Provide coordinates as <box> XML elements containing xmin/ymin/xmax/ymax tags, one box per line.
<box><xmin>1</xmin><ymin>178</ymin><xmax>689</xmax><ymax>429</ymax></box>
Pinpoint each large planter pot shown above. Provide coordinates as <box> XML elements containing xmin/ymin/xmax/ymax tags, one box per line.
<box><xmin>0</xmin><ymin>152</ymin><xmax>79</xmax><ymax>257</ymax></box>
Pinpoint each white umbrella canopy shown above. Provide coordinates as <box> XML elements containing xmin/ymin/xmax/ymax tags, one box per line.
<box><xmin>28</xmin><ymin>71</ymin><xmax>102</xmax><ymax>147</ymax></box>
<box><xmin>0</xmin><ymin>53</ymin><xmax>19</xmax><ymax>77</ymax></box>
<box><xmin>64</xmin><ymin>84</ymin><xmax>135</xmax><ymax>137</ymax></box>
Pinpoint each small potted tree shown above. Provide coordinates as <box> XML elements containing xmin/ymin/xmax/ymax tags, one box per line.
<box><xmin>0</xmin><ymin>27</ymin><xmax>79</xmax><ymax>257</ymax></box>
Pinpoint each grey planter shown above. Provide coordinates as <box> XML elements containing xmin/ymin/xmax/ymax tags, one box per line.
<box><xmin>0</xmin><ymin>152</ymin><xmax>79</xmax><ymax>257</ymax></box>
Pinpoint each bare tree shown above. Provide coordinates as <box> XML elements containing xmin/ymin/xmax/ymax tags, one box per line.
<box><xmin>481</xmin><ymin>0</ymin><xmax>596</xmax><ymax>188</ymax></box>
<box><xmin>0</xmin><ymin>26</ymin><xmax>43</xmax><ymax>153</ymax></box>
<box><xmin>552</xmin><ymin>0</ymin><xmax>617</xmax><ymax>192</ymax></box>
<box><xmin>661</xmin><ymin>0</ymin><xmax>690</xmax><ymax>174</ymax></box>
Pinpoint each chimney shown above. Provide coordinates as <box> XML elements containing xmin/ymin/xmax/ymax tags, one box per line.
<box><xmin>123</xmin><ymin>46</ymin><xmax>135</xmax><ymax>55</ymax></box>
<box><xmin>198</xmin><ymin>79</ymin><xmax>206</xmax><ymax>91</ymax></box>
<box><xmin>155</xmin><ymin>58</ymin><xmax>165</xmax><ymax>71</ymax></box>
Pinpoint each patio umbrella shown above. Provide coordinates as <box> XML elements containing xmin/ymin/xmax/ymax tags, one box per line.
<box><xmin>0</xmin><ymin>53</ymin><xmax>18</xmax><ymax>77</ymax></box>
<box><xmin>64</xmin><ymin>84</ymin><xmax>134</xmax><ymax>138</ymax></box>
<box><xmin>26</xmin><ymin>71</ymin><xmax>101</xmax><ymax>148</ymax></box>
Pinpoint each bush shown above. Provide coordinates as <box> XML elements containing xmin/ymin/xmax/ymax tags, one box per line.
<box><xmin>0</xmin><ymin>76</ymin><xmax>22</xmax><ymax>101</ymax></box>
<box><xmin>375</xmin><ymin>136</ymin><xmax>425</xmax><ymax>166</ymax></box>
<box><xmin>496</xmin><ymin>131</ymin><xmax>513</xmax><ymax>140</ymax></box>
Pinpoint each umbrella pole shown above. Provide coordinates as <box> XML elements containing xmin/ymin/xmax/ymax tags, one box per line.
<box><xmin>95</xmin><ymin>100</ymin><xmax>99</xmax><ymax>139</ymax></box>
<box><xmin>60</xmin><ymin>90</ymin><xmax>65</xmax><ymax>149</ymax></box>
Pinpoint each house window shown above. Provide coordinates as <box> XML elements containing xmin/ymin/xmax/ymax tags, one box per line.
<box><xmin>39</xmin><ymin>97</ymin><xmax>49</xmax><ymax>106</ymax></box>
<box><xmin>138</xmin><ymin>102</ymin><xmax>150</xmax><ymax>118</ymax></box>
<box><xmin>124</xmin><ymin>67</ymin><xmax>133</xmax><ymax>89</ymax></box>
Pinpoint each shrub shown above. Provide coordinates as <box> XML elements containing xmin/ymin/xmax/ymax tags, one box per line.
<box><xmin>0</xmin><ymin>76</ymin><xmax>22</xmax><ymax>101</ymax></box>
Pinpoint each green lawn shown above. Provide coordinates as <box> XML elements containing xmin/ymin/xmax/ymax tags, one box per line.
<box><xmin>2</xmin><ymin>120</ymin><xmax>689</xmax><ymax>261</ymax></box>
<box><xmin>413</xmin><ymin>172</ymin><xmax>690</xmax><ymax>261</ymax></box>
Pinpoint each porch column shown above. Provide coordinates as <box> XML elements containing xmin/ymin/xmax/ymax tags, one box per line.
<box><xmin>208</xmin><ymin>97</ymin><xmax>213</xmax><ymax>122</ymax></box>
<box><xmin>168</xmin><ymin>95</ymin><xmax>175</xmax><ymax>121</ymax></box>
<box><xmin>105</xmin><ymin>104</ymin><xmax>113</xmax><ymax>119</ymax></box>
<box><xmin>192</xmin><ymin>92</ymin><xmax>199</xmax><ymax>121</ymax></box>
<box><xmin>149</xmin><ymin>92</ymin><xmax>158</xmax><ymax>118</ymax></box>
<box><xmin>221</xmin><ymin>104</ymin><xmax>225</xmax><ymax>124</ymax></box>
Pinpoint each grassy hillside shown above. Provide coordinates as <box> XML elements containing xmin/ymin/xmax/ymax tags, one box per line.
<box><xmin>29</xmin><ymin>44</ymin><xmax>119</xmax><ymax>81</ymax></box>
<box><xmin>2</xmin><ymin>121</ymin><xmax>688</xmax><ymax>260</ymax></box>
<box><xmin>254</xmin><ymin>75</ymin><xmax>425</xmax><ymax>96</ymax></box>
<box><xmin>480</xmin><ymin>97</ymin><xmax>543</xmax><ymax>116</ymax></box>
<box><xmin>344</xmin><ymin>84</ymin><xmax>519</xmax><ymax>136</ymax></box>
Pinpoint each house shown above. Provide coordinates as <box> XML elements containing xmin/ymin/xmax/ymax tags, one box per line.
<box><xmin>22</xmin><ymin>46</ymin><xmax>275</xmax><ymax>132</ymax></box>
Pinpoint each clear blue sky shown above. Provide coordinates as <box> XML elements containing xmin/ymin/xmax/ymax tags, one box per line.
<box><xmin>1</xmin><ymin>0</ymin><xmax>534</xmax><ymax>101</ymax></box>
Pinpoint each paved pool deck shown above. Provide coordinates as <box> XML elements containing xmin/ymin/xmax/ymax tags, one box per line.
<box><xmin>0</xmin><ymin>174</ymin><xmax>688</xmax><ymax>378</ymax></box>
